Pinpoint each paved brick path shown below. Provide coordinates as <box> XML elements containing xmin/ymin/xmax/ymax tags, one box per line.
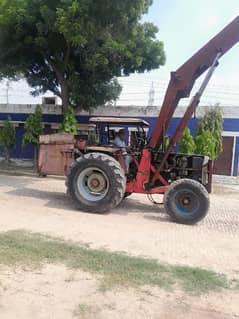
<box><xmin>0</xmin><ymin>174</ymin><xmax>238</xmax><ymax>276</ymax></box>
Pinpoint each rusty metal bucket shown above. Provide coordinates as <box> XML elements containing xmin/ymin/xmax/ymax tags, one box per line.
<box><xmin>38</xmin><ymin>133</ymin><xmax>75</xmax><ymax>176</ymax></box>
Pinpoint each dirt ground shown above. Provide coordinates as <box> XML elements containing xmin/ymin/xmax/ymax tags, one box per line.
<box><xmin>0</xmin><ymin>264</ymin><xmax>239</xmax><ymax>319</ymax></box>
<box><xmin>0</xmin><ymin>174</ymin><xmax>239</xmax><ymax>318</ymax></box>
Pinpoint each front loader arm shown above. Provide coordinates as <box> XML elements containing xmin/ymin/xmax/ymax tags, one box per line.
<box><xmin>149</xmin><ymin>16</ymin><xmax>239</xmax><ymax>149</ymax></box>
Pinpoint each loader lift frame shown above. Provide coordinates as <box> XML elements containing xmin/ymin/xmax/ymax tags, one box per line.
<box><xmin>125</xmin><ymin>16</ymin><xmax>239</xmax><ymax>198</ymax></box>
<box><xmin>44</xmin><ymin>16</ymin><xmax>239</xmax><ymax>224</ymax></box>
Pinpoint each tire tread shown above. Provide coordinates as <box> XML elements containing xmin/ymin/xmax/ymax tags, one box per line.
<box><xmin>66</xmin><ymin>152</ymin><xmax>126</xmax><ymax>213</ymax></box>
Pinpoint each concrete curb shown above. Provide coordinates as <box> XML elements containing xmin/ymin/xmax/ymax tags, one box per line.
<box><xmin>0</xmin><ymin>169</ymin><xmax>65</xmax><ymax>180</ymax></box>
<box><xmin>213</xmin><ymin>175</ymin><xmax>239</xmax><ymax>185</ymax></box>
<box><xmin>0</xmin><ymin>169</ymin><xmax>38</xmax><ymax>177</ymax></box>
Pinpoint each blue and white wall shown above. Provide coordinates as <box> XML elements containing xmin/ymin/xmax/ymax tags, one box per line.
<box><xmin>0</xmin><ymin>103</ymin><xmax>239</xmax><ymax>176</ymax></box>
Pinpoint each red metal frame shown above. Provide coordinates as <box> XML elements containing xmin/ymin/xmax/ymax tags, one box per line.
<box><xmin>127</xmin><ymin>16</ymin><xmax>239</xmax><ymax>194</ymax></box>
<box><xmin>125</xmin><ymin>148</ymin><xmax>168</xmax><ymax>194</ymax></box>
<box><xmin>150</xmin><ymin>16</ymin><xmax>239</xmax><ymax>149</ymax></box>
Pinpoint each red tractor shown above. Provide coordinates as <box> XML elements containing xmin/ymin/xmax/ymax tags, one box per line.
<box><xmin>66</xmin><ymin>116</ymin><xmax>210</xmax><ymax>224</ymax></box>
<box><xmin>39</xmin><ymin>16</ymin><xmax>239</xmax><ymax>224</ymax></box>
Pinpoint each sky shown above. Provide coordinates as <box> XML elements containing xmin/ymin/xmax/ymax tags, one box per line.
<box><xmin>118</xmin><ymin>0</ymin><xmax>239</xmax><ymax>106</ymax></box>
<box><xmin>0</xmin><ymin>0</ymin><xmax>239</xmax><ymax>106</ymax></box>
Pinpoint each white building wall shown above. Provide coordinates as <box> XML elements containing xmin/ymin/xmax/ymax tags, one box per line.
<box><xmin>1</xmin><ymin>103</ymin><xmax>239</xmax><ymax>119</ymax></box>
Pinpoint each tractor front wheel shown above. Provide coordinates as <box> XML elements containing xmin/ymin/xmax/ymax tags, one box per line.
<box><xmin>164</xmin><ymin>179</ymin><xmax>209</xmax><ymax>225</ymax></box>
<box><xmin>66</xmin><ymin>153</ymin><xmax>126</xmax><ymax>213</ymax></box>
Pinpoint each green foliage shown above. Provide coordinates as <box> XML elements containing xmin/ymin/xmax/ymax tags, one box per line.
<box><xmin>59</xmin><ymin>106</ymin><xmax>78</xmax><ymax>134</ymax></box>
<box><xmin>0</xmin><ymin>0</ymin><xmax>166</xmax><ymax>111</ymax></box>
<box><xmin>22</xmin><ymin>105</ymin><xmax>43</xmax><ymax>146</ymax></box>
<box><xmin>195</xmin><ymin>107</ymin><xmax>223</xmax><ymax>160</ymax></box>
<box><xmin>0</xmin><ymin>117</ymin><xmax>16</xmax><ymax>162</ymax></box>
<box><xmin>176</xmin><ymin>108</ymin><xmax>223</xmax><ymax>160</ymax></box>
<box><xmin>88</xmin><ymin>132</ymin><xmax>99</xmax><ymax>145</ymax></box>
<box><xmin>0</xmin><ymin>117</ymin><xmax>16</xmax><ymax>148</ymax></box>
<box><xmin>179</xmin><ymin>128</ymin><xmax>195</xmax><ymax>154</ymax></box>
<box><xmin>159</xmin><ymin>135</ymin><xmax>170</xmax><ymax>152</ymax></box>
<box><xmin>195</xmin><ymin>130</ymin><xmax>216</xmax><ymax>159</ymax></box>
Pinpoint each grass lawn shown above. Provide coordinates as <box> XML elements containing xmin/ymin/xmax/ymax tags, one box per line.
<box><xmin>0</xmin><ymin>230</ymin><xmax>232</xmax><ymax>295</ymax></box>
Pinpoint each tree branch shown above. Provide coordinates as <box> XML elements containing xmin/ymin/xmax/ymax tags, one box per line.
<box><xmin>46</xmin><ymin>58</ymin><xmax>65</xmax><ymax>85</ymax></box>
<box><xmin>52</xmin><ymin>87</ymin><xmax>62</xmax><ymax>98</ymax></box>
<box><xmin>64</xmin><ymin>41</ymin><xmax>71</xmax><ymax>69</ymax></box>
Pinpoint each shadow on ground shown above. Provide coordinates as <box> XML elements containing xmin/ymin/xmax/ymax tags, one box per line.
<box><xmin>1</xmin><ymin>174</ymin><xmax>239</xmax><ymax>233</ymax></box>
<box><xmin>5</xmin><ymin>183</ymin><xmax>171</xmax><ymax>223</ymax></box>
<box><xmin>115</xmin><ymin>198</ymin><xmax>172</xmax><ymax>222</ymax></box>
<box><xmin>6</xmin><ymin>187</ymin><xmax>76</xmax><ymax>211</ymax></box>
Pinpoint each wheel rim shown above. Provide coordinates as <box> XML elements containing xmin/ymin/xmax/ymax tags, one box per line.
<box><xmin>174</xmin><ymin>189</ymin><xmax>200</xmax><ymax>215</ymax></box>
<box><xmin>76</xmin><ymin>167</ymin><xmax>109</xmax><ymax>202</ymax></box>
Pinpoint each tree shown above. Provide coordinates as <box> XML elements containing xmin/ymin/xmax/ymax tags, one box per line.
<box><xmin>0</xmin><ymin>117</ymin><xmax>16</xmax><ymax>165</ymax></box>
<box><xmin>0</xmin><ymin>0</ymin><xmax>166</xmax><ymax>112</ymax></box>
<box><xmin>158</xmin><ymin>135</ymin><xmax>170</xmax><ymax>152</ymax></box>
<box><xmin>22</xmin><ymin>105</ymin><xmax>43</xmax><ymax>166</ymax></box>
<box><xmin>179</xmin><ymin>128</ymin><xmax>196</xmax><ymax>154</ymax></box>
<box><xmin>194</xmin><ymin>129</ymin><xmax>216</xmax><ymax>159</ymax></box>
<box><xmin>194</xmin><ymin>107</ymin><xmax>223</xmax><ymax>160</ymax></box>
<box><xmin>59</xmin><ymin>106</ymin><xmax>78</xmax><ymax>134</ymax></box>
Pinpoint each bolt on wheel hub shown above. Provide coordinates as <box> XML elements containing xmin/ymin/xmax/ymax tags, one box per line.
<box><xmin>182</xmin><ymin>197</ymin><xmax>191</xmax><ymax>206</ymax></box>
<box><xmin>87</xmin><ymin>173</ymin><xmax>106</xmax><ymax>193</ymax></box>
<box><xmin>177</xmin><ymin>192</ymin><xmax>195</xmax><ymax>211</ymax></box>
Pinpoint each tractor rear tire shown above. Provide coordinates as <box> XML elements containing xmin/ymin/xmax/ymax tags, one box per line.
<box><xmin>164</xmin><ymin>179</ymin><xmax>209</xmax><ymax>225</ymax></box>
<box><xmin>66</xmin><ymin>153</ymin><xmax>126</xmax><ymax>213</ymax></box>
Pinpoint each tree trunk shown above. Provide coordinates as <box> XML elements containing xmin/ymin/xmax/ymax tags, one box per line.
<box><xmin>5</xmin><ymin>147</ymin><xmax>10</xmax><ymax>169</ymax></box>
<box><xmin>60</xmin><ymin>81</ymin><xmax>70</xmax><ymax>113</ymax></box>
<box><xmin>208</xmin><ymin>159</ymin><xmax>214</xmax><ymax>193</ymax></box>
<box><xmin>34</xmin><ymin>145</ymin><xmax>38</xmax><ymax>171</ymax></box>
<box><xmin>46</xmin><ymin>58</ymin><xmax>70</xmax><ymax>114</ymax></box>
